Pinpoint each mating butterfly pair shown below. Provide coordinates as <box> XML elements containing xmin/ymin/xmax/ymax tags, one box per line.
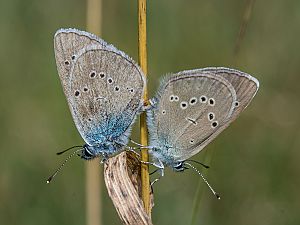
<box><xmin>49</xmin><ymin>29</ymin><xmax>259</xmax><ymax>196</ymax></box>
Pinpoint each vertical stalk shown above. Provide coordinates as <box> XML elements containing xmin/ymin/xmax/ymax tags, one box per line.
<box><xmin>138</xmin><ymin>0</ymin><xmax>151</xmax><ymax>215</ymax></box>
<box><xmin>234</xmin><ymin>0</ymin><xmax>256</xmax><ymax>58</ymax></box>
<box><xmin>86</xmin><ymin>0</ymin><xmax>102</xmax><ymax>225</ymax></box>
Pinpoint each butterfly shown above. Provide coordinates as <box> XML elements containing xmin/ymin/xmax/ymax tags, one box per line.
<box><xmin>47</xmin><ymin>28</ymin><xmax>146</xmax><ymax>182</ymax></box>
<box><xmin>146</xmin><ymin>68</ymin><xmax>259</xmax><ymax>197</ymax></box>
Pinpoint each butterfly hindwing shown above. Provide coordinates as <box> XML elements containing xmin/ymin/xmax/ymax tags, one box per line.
<box><xmin>148</xmin><ymin>70</ymin><xmax>237</xmax><ymax>162</ymax></box>
<box><xmin>68</xmin><ymin>45</ymin><xmax>145</xmax><ymax>146</ymax></box>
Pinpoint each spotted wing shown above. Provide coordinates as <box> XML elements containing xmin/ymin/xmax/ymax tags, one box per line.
<box><xmin>68</xmin><ymin>45</ymin><xmax>145</xmax><ymax>146</ymax></box>
<box><xmin>180</xmin><ymin>67</ymin><xmax>260</xmax><ymax>158</ymax></box>
<box><xmin>148</xmin><ymin>68</ymin><xmax>258</xmax><ymax>162</ymax></box>
<box><xmin>54</xmin><ymin>28</ymin><xmax>108</xmax><ymax>96</ymax></box>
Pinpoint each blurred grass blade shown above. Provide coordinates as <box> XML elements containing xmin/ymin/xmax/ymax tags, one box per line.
<box><xmin>86</xmin><ymin>0</ymin><xmax>102</xmax><ymax>225</ymax></box>
<box><xmin>234</xmin><ymin>0</ymin><xmax>256</xmax><ymax>57</ymax></box>
<box><xmin>189</xmin><ymin>150</ymin><xmax>214</xmax><ymax>225</ymax></box>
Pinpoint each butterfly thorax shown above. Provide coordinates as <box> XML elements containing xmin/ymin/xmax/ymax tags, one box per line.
<box><xmin>81</xmin><ymin>142</ymin><xmax>124</xmax><ymax>160</ymax></box>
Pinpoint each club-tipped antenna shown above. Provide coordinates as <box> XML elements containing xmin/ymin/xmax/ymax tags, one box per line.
<box><xmin>184</xmin><ymin>162</ymin><xmax>220</xmax><ymax>200</ymax></box>
<box><xmin>56</xmin><ymin>145</ymin><xmax>83</xmax><ymax>155</ymax></box>
<box><xmin>185</xmin><ymin>159</ymin><xmax>210</xmax><ymax>169</ymax></box>
<box><xmin>46</xmin><ymin>148</ymin><xmax>83</xmax><ymax>184</ymax></box>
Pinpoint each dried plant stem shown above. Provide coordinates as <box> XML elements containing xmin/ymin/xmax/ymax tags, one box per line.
<box><xmin>104</xmin><ymin>152</ymin><xmax>153</xmax><ymax>225</ymax></box>
<box><xmin>86</xmin><ymin>0</ymin><xmax>102</xmax><ymax>225</ymax></box>
<box><xmin>138</xmin><ymin>0</ymin><xmax>151</xmax><ymax>215</ymax></box>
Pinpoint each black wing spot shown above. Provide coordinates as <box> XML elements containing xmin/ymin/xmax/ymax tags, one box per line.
<box><xmin>209</xmin><ymin>98</ymin><xmax>215</xmax><ymax>106</ymax></box>
<box><xmin>71</xmin><ymin>55</ymin><xmax>76</xmax><ymax>60</ymax></box>
<box><xmin>169</xmin><ymin>95</ymin><xmax>174</xmax><ymax>102</ymax></box>
<box><xmin>75</xmin><ymin>90</ymin><xmax>80</xmax><ymax>97</ymax></box>
<box><xmin>200</xmin><ymin>95</ymin><xmax>207</xmax><ymax>103</ymax></box>
<box><xmin>208</xmin><ymin>112</ymin><xmax>215</xmax><ymax>121</ymax></box>
<box><xmin>90</xmin><ymin>71</ymin><xmax>96</xmax><ymax>78</ymax></box>
<box><xmin>99</xmin><ymin>72</ymin><xmax>105</xmax><ymax>78</ymax></box>
<box><xmin>186</xmin><ymin>117</ymin><xmax>197</xmax><ymax>125</ymax></box>
<box><xmin>108</xmin><ymin>78</ymin><xmax>113</xmax><ymax>84</ymax></box>
<box><xmin>189</xmin><ymin>97</ymin><xmax>197</xmax><ymax>105</ymax></box>
<box><xmin>64</xmin><ymin>60</ymin><xmax>70</xmax><ymax>65</ymax></box>
<box><xmin>211</xmin><ymin>121</ymin><xmax>218</xmax><ymax>128</ymax></box>
<box><xmin>180</xmin><ymin>102</ymin><xmax>188</xmax><ymax>109</ymax></box>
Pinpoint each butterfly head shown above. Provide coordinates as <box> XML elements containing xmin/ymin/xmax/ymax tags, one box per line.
<box><xmin>81</xmin><ymin>142</ymin><xmax>123</xmax><ymax>160</ymax></box>
<box><xmin>81</xmin><ymin>145</ymin><xmax>96</xmax><ymax>160</ymax></box>
<box><xmin>172</xmin><ymin>161</ymin><xmax>186</xmax><ymax>172</ymax></box>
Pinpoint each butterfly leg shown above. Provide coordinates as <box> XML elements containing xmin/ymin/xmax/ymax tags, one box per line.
<box><xmin>150</xmin><ymin>168</ymin><xmax>164</xmax><ymax>186</ymax></box>
<box><xmin>141</xmin><ymin>159</ymin><xmax>165</xmax><ymax>186</ymax></box>
<box><xmin>128</xmin><ymin>138</ymin><xmax>154</xmax><ymax>149</ymax></box>
<box><xmin>140</xmin><ymin>160</ymin><xmax>163</xmax><ymax>169</ymax></box>
<box><xmin>140</xmin><ymin>97</ymin><xmax>158</xmax><ymax>111</ymax></box>
<box><xmin>100</xmin><ymin>152</ymin><xmax>109</xmax><ymax>164</ymax></box>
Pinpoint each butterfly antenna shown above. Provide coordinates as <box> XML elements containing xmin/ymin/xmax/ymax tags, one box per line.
<box><xmin>46</xmin><ymin>148</ymin><xmax>83</xmax><ymax>184</ymax></box>
<box><xmin>185</xmin><ymin>159</ymin><xmax>210</xmax><ymax>169</ymax></box>
<box><xmin>56</xmin><ymin>145</ymin><xmax>82</xmax><ymax>155</ymax></box>
<box><xmin>184</xmin><ymin>162</ymin><xmax>220</xmax><ymax>200</ymax></box>
<box><xmin>150</xmin><ymin>168</ymin><xmax>161</xmax><ymax>176</ymax></box>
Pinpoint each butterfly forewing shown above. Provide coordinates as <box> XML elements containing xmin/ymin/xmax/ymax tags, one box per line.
<box><xmin>201</xmin><ymin>67</ymin><xmax>259</xmax><ymax>118</ymax></box>
<box><xmin>54</xmin><ymin>28</ymin><xmax>108</xmax><ymax>96</ymax></box>
<box><xmin>183</xmin><ymin>68</ymin><xmax>259</xmax><ymax>156</ymax></box>
<box><xmin>149</xmin><ymin>71</ymin><xmax>237</xmax><ymax>161</ymax></box>
<box><xmin>69</xmin><ymin>45</ymin><xmax>145</xmax><ymax>146</ymax></box>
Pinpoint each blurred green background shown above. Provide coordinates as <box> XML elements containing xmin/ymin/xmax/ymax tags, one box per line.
<box><xmin>1</xmin><ymin>0</ymin><xmax>299</xmax><ymax>224</ymax></box>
